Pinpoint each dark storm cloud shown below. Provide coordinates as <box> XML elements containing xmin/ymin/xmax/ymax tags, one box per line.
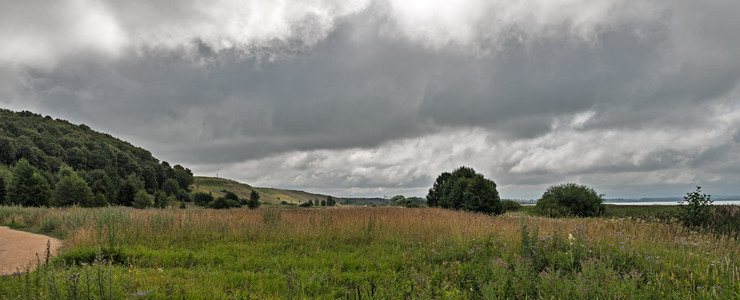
<box><xmin>2</xmin><ymin>0</ymin><xmax>740</xmax><ymax>198</ymax></box>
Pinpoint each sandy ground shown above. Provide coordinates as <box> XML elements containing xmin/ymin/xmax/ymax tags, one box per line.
<box><xmin>0</xmin><ymin>226</ymin><xmax>62</xmax><ymax>275</ymax></box>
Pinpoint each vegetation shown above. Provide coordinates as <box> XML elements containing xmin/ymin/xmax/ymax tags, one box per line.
<box><xmin>0</xmin><ymin>109</ymin><xmax>193</xmax><ymax>208</ymax></box>
<box><xmin>132</xmin><ymin>190</ymin><xmax>153</xmax><ymax>209</ymax></box>
<box><xmin>536</xmin><ymin>183</ymin><xmax>605</xmax><ymax>217</ymax></box>
<box><xmin>52</xmin><ymin>167</ymin><xmax>94</xmax><ymax>207</ymax></box>
<box><xmin>247</xmin><ymin>190</ymin><xmax>261</xmax><ymax>209</ymax></box>
<box><xmin>678</xmin><ymin>186</ymin><xmax>713</xmax><ymax>228</ymax></box>
<box><xmin>427</xmin><ymin>166</ymin><xmax>502</xmax><ymax>214</ymax></box>
<box><xmin>1</xmin><ymin>206</ymin><xmax>738</xmax><ymax>298</ymax></box>
<box><xmin>192</xmin><ymin>176</ymin><xmax>338</xmax><ymax>206</ymax></box>
<box><xmin>501</xmin><ymin>200</ymin><xmax>521</xmax><ymax>212</ymax></box>
<box><xmin>7</xmin><ymin>159</ymin><xmax>52</xmax><ymax>207</ymax></box>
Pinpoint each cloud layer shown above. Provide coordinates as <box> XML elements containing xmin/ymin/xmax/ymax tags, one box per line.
<box><xmin>2</xmin><ymin>0</ymin><xmax>739</xmax><ymax>198</ymax></box>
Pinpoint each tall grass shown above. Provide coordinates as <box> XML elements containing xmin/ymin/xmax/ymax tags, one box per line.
<box><xmin>1</xmin><ymin>205</ymin><xmax>738</xmax><ymax>298</ymax></box>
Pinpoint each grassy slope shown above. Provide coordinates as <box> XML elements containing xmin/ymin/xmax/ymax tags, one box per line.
<box><xmin>191</xmin><ymin>176</ymin><xmax>334</xmax><ymax>205</ymax></box>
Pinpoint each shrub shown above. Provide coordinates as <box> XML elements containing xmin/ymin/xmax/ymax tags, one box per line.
<box><xmin>501</xmin><ymin>200</ymin><xmax>521</xmax><ymax>212</ymax></box>
<box><xmin>536</xmin><ymin>183</ymin><xmax>604</xmax><ymax>217</ymax></box>
<box><xmin>326</xmin><ymin>196</ymin><xmax>336</xmax><ymax>206</ymax></box>
<box><xmin>678</xmin><ymin>186</ymin><xmax>712</xmax><ymax>228</ymax></box>
<box><xmin>224</xmin><ymin>191</ymin><xmax>239</xmax><ymax>202</ymax></box>
<box><xmin>154</xmin><ymin>191</ymin><xmax>169</xmax><ymax>208</ymax></box>
<box><xmin>227</xmin><ymin>199</ymin><xmax>241</xmax><ymax>208</ymax></box>
<box><xmin>0</xmin><ymin>175</ymin><xmax>6</xmax><ymax>205</ymax></box>
<box><xmin>209</xmin><ymin>197</ymin><xmax>229</xmax><ymax>209</ymax></box>
<box><xmin>193</xmin><ymin>192</ymin><xmax>214</xmax><ymax>207</ymax></box>
<box><xmin>161</xmin><ymin>179</ymin><xmax>180</xmax><ymax>198</ymax></box>
<box><xmin>132</xmin><ymin>190</ymin><xmax>153</xmax><ymax>209</ymax></box>
<box><xmin>247</xmin><ymin>190</ymin><xmax>260</xmax><ymax>209</ymax></box>
<box><xmin>90</xmin><ymin>192</ymin><xmax>109</xmax><ymax>207</ymax></box>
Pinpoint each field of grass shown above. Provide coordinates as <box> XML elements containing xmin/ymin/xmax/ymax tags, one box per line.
<box><xmin>192</xmin><ymin>176</ymin><xmax>332</xmax><ymax>205</ymax></box>
<box><xmin>1</xmin><ymin>205</ymin><xmax>739</xmax><ymax>299</ymax></box>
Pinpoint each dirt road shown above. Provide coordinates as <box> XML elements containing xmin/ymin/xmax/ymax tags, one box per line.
<box><xmin>0</xmin><ymin>226</ymin><xmax>62</xmax><ymax>275</ymax></box>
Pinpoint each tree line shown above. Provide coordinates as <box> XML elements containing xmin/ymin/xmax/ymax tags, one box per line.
<box><xmin>0</xmin><ymin>109</ymin><xmax>193</xmax><ymax>208</ymax></box>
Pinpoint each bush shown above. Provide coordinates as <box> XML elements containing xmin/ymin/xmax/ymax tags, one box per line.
<box><xmin>501</xmin><ymin>200</ymin><xmax>521</xmax><ymax>212</ymax></box>
<box><xmin>209</xmin><ymin>197</ymin><xmax>229</xmax><ymax>209</ymax></box>
<box><xmin>678</xmin><ymin>186</ymin><xmax>712</xmax><ymax>228</ymax></box>
<box><xmin>536</xmin><ymin>183</ymin><xmax>604</xmax><ymax>217</ymax></box>
<box><xmin>132</xmin><ymin>190</ymin><xmax>153</xmax><ymax>209</ymax></box>
<box><xmin>224</xmin><ymin>191</ymin><xmax>239</xmax><ymax>202</ymax></box>
<box><xmin>227</xmin><ymin>199</ymin><xmax>241</xmax><ymax>208</ymax></box>
<box><xmin>326</xmin><ymin>196</ymin><xmax>336</xmax><ymax>206</ymax></box>
<box><xmin>247</xmin><ymin>190</ymin><xmax>260</xmax><ymax>209</ymax></box>
<box><xmin>193</xmin><ymin>192</ymin><xmax>214</xmax><ymax>207</ymax></box>
<box><xmin>90</xmin><ymin>192</ymin><xmax>109</xmax><ymax>207</ymax></box>
<box><xmin>154</xmin><ymin>191</ymin><xmax>169</xmax><ymax>208</ymax></box>
<box><xmin>161</xmin><ymin>178</ymin><xmax>180</xmax><ymax>198</ymax></box>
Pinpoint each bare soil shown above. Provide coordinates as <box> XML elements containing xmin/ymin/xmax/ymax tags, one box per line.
<box><xmin>0</xmin><ymin>226</ymin><xmax>62</xmax><ymax>275</ymax></box>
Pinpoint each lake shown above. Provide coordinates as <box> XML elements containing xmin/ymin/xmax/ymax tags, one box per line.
<box><xmin>604</xmin><ymin>200</ymin><xmax>740</xmax><ymax>206</ymax></box>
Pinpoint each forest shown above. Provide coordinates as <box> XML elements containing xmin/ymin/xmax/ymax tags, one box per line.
<box><xmin>0</xmin><ymin>109</ymin><xmax>193</xmax><ymax>208</ymax></box>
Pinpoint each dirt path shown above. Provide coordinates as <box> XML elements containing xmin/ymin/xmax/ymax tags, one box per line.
<box><xmin>0</xmin><ymin>226</ymin><xmax>62</xmax><ymax>275</ymax></box>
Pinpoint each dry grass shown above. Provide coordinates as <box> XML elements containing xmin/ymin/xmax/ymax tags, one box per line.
<box><xmin>1</xmin><ymin>205</ymin><xmax>738</xmax><ymax>298</ymax></box>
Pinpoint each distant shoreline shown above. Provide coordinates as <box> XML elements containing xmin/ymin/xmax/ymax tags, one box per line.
<box><xmin>604</xmin><ymin>200</ymin><xmax>740</xmax><ymax>206</ymax></box>
<box><xmin>518</xmin><ymin>200</ymin><xmax>740</xmax><ymax>206</ymax></box>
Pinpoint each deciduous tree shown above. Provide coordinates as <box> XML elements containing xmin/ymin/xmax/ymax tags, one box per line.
<box><xmin>426</xmin><ymin>166</ymin><xmax>501</xmax><ymax>214</ymax></box>
<box><xmin>53</xmin><ymin>167</ymin><xmax>93</xmax><ymax>207</ymax></box>
<box><xmin>8</xmin><ymin>159</ymin><xmax>51</xmax><ymax>207</ymax></box>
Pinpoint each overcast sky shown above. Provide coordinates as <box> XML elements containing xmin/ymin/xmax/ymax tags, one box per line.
<box><xmin>2</xmin><ymin>0</ymin><xmax>739</xmax><ymax>199</ymax></box>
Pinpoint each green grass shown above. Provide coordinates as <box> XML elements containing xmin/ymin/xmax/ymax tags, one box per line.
<box><xmin>192</xmin><ymin>176</ymin><xmax>333</xmax><ymax>205</ymax></box>
<box><xmin>1</xmin><ymin>205</ymin><xmax>739</xmax><ymax>299</ymax></box>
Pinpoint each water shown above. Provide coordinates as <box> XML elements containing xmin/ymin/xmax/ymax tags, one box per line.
<box><xmin>604</xmin><ymin>200</ymin><xmax>740</xmax><ymax>206</ymax></box>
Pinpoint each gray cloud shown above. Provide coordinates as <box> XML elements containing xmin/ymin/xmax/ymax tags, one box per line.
<box><xmin>1</xmin><ymin>0</ymin><xmax>739</xmax><ymax>198</ymax></box>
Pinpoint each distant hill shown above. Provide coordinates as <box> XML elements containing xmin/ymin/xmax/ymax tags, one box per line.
<box><xmin>339</xmin><ymin>197</ymin><xmax>392</xmax><ymax>206</ymax></box>
<box><xmin>191</xmin><ymin>176</ymin><xmax>418</xmax><ymax>206</ymax></box>
<box><xmin>192</xmin><ymin>176</ymin><xmax>338</xmax><ymax>205</ymax></box>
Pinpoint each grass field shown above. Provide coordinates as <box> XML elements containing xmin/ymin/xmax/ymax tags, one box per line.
<box><xmin>191</xmin><ymin>176</ymin><xmax>332</xmax><ymax>205</ymax></box>
<box><xmin>1</xmin><ymin>205</ymin><xmax>738</xmax><ymax>299</ymax></box>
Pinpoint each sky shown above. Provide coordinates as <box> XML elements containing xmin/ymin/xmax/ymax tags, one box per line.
<box><xmin>1</xmin><ymin>0</ymin><xmax>739</xmax><ymax>199</ymax></box>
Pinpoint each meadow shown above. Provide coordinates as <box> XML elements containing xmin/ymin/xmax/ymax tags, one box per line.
<box><xmin>0</xmin><ymin>205</ymin><xmax>738</xmax><ymax>299</ymax></box>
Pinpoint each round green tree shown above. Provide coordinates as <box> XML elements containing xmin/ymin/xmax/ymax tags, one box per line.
<box><xmin>426</xmin><ymin>166</ymin><xmax>502</xmax><ymax>214</ymax></box>
<box><xmin>132</xmin><ymin>189</ymin><xmax>153</xmax><ymax>209</ymax></box>
<box><xmin>536</xmin><ymin>183</ymin><xmax>605</xmax><ymax>217</ymax></box>
<box><xmin>161</xmin><ymin>178</ymin><xmax>180</xmax><ymax>198</ymax></box>
<box><xmin>53</xmin><ymin>168</ymin><xmax>93</xmax><ymax>207</ymax></box>
<box><xmin>8</xmin><ymin>159</ymin><xmax>52</xmax><ymax>207</ymax></box>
